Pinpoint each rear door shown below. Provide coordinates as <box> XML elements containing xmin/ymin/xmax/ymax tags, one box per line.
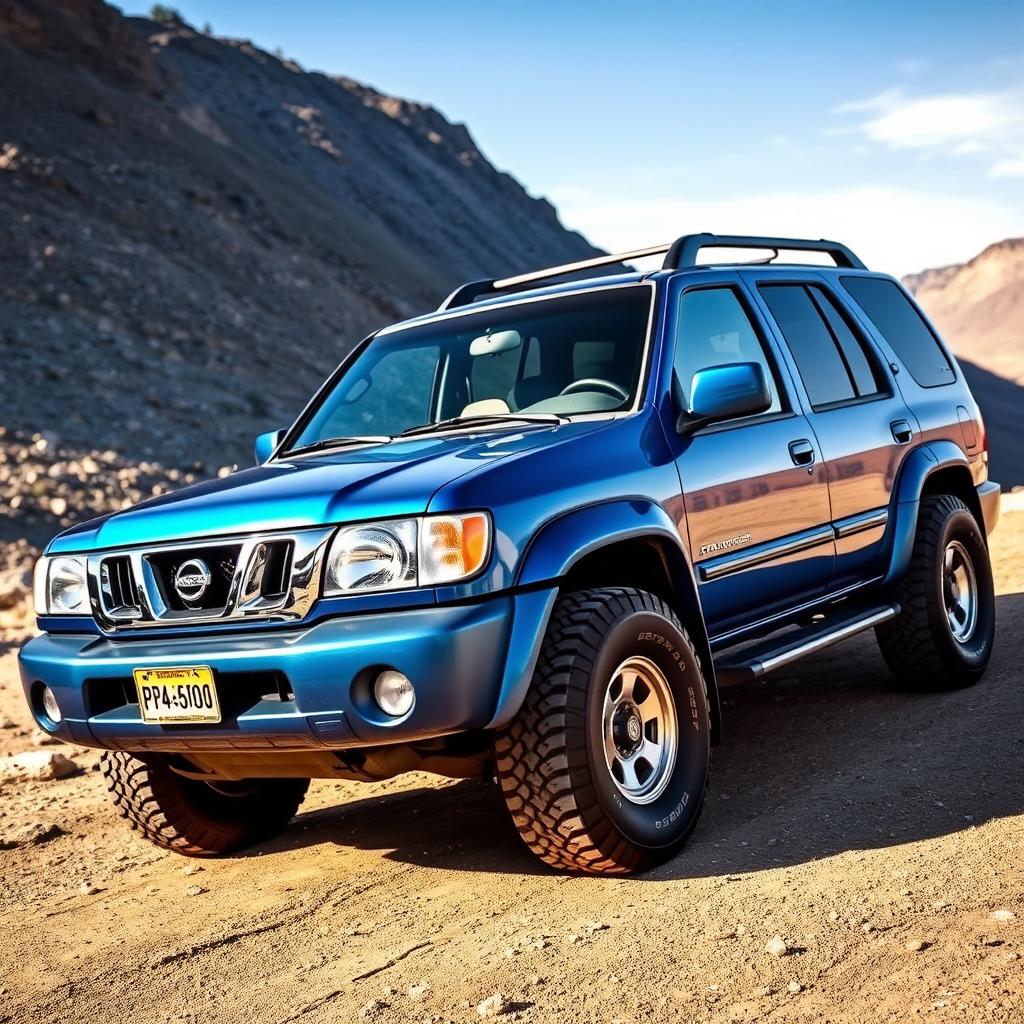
<box><xmin>751</xmin><ymin>275</ymin><xmax>914</xmax><ymax>588</ymax></box>
<box><xmin>667</xmin><ymin>273</ymin><xmax>835</xmax><ymax>639</ymax></box>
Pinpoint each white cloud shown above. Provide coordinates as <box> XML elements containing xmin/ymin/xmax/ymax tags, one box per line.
<box><xmin>549</xmin><ymin>184</ymin><xmax>1024</xmax><ymax>277</ymax></box>
<box><xmin>989</xmin><ymin>157</ymin><xmax>1024</xmax><ymax>178</ymax></box>
<box><xmin>833</xmin><ymin>87</ymin><xmax>1024</xmax><ymax>178</ymax></box>
<box><xmin>856</xmin><ymin>92</ymin><xmax>1019</xmax><ymax>150</ymax></box>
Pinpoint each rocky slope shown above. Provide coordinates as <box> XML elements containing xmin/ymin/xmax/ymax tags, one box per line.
<box><xmin>903</xmin><ymin>238</ymin><xmax>1024</xmax><ymax>489</ymax></box>
<box><xmin>0</xmin><ymin>0</ymin><xmax>599</xmax><ymax>596</ymax></box>
<box><xmin>0</xmin><ymin>0</ymin><xmax>595</xmax><ymax>492</ymax></box>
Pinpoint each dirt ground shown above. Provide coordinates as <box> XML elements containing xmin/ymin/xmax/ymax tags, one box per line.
<box><xmin>2</xmin><ymin>505</ymin><xmax>1022</xmax><ymax>1024</ymax></box>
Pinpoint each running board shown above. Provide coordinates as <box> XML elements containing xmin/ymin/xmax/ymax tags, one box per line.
<box><xmin>713</xmin><ymin>602</ymin><xmax>900</xmax><ymax>686</ymax></box>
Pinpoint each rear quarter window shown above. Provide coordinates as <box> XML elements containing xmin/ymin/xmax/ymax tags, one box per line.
<box><xmin>841</xmin><ymin>276</ymin><xmax>956</xmax><ymax>388</ymax></box>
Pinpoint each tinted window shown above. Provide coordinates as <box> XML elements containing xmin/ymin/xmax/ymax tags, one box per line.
<box><xmin>842</xmin><ymin>276</ymin><xmax>955</xmax><ymax>387</ymax></box>
<box><xmin>674</xmin><ymin>287</ymin><xmax>783</xmax><ymax>415</ymax></box>
<box><xmin>759</xmin><ymin>285</ymin><xmax>856</xmax><ymax>407</ymax></box>
<box><xmin>808</xmin><ymin>285</ymin><xmax>882</xmax><ymax>397</ymax></box>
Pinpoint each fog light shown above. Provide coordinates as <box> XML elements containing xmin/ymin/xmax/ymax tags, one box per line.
<box><xmin>41</xmin><ymin>685</ymin><xmax>62</xmax><ymax>724</ymax></box>
<box><xmin>373</xmin><ymin>670</ymin><xmax>414</xmax><ymax>717</ymax></box>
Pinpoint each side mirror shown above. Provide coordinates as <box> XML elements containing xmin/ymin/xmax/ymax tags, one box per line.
<box><xmin>675</xmin><ymin>363</ymin><xmax>771</xmax><ymax>435</ymax></box>
<box><xmin>254</xmin><ymin>428</ymin><xmax>286</xmax><ymax>465</ymax></box>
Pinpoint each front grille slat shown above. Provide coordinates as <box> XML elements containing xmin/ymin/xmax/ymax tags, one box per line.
<box><xmin>100</xmin><ymin>555</ymin><xmax>141</xmax><ymax>618</ymax></box>
<box><xmin>85</xmin><ymin>527</ymin><xmax>333</xmax><ymax>632</ymax></box>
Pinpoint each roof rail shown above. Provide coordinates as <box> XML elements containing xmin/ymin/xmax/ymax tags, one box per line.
<box><xmin>438</xmin><ymin>244</ymin><xmax>670</xmax><ymax>310</ymax></box>
<box><xmin>438</xmin><ymin>233</ymin><xmax>866</xmax><ymax>310</ymax></box>
<box><xmin>663</xmin><ymin>233</ymin><xmax>866</xmax><ymax>271</ymax></box>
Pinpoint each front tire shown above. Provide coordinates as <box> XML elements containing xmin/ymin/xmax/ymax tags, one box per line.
<box><xmin>876</xmin><ymin>494</ymin><xmax>995</xmax><ymax>689</ymax></box>
<box><xmin>495</xmin><ymin>587</ymin><xmax>711</xmax><ymax>875</ymax></box>
<box><xmin>101</xmin><ymin>752</ymin><xmax>309</xmax><ymax>856</ymax></box>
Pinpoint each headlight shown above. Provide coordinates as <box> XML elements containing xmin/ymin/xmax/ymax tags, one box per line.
<box><xmin>324</xmin><ymin>513</ymin><xmax>490</xmax><ymax>595</ymax></box>
<box><xmin>34</xmin><ymin>556</ymin><xmax>89</xmax><ymax>615</ymax></box>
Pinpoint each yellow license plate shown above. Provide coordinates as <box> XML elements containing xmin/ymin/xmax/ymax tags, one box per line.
<box><xmin>133</xmin><ymin>666</ymin><xmax>221</xmax><ymax>725</ymax></box>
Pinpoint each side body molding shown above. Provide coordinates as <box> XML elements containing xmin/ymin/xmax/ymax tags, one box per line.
<box><xmin>884</xmin><ymin>440</ymin><xmax>969</xmax><ymax>584</ymax></box>
<box><xmin>489</xmin><ymin>499</ymin><xmax>722</xmax><ymax>741</ymax></box>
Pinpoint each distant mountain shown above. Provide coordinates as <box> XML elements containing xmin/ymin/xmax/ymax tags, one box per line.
<box><xmin>0</xmin><ymin>0</ymin><xmax>598</xmax><ymax>472</ymax></box>
<box><xmin>904</xmin><ymin>238</ymin><xmax>1024</xmax><ymax>489</ymax></box>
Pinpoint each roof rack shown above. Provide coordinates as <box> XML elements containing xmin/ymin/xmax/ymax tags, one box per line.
<box><xmin>438</xmin><ymin>233</ymin><xmax>866</xmax><ymax>310</ymax></box>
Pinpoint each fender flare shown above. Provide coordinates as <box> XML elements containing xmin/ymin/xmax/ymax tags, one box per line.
<box><xmin>488</xmin><ymin>499</ymin><xmax>722</xmax><ymax>742</ymax></box>
<box><xmin>885</xmin><ymin>440</ymin><xmax>970</xmax><ymax>584</ymax></box>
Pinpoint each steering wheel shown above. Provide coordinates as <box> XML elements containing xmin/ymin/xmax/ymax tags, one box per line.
<box><xmin>558</xmin><ymin>378</ymin><xmax>629</xmax><ymax>401</ymax></box>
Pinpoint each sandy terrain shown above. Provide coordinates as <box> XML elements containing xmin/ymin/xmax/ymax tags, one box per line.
<box><xmin>2</xmin><ymin>503</ymin><xmax>1022</xmax><ymax>1024</ymax></box>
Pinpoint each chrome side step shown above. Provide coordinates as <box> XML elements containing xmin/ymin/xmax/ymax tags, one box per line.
<box><xmin>714</xmin><ymin>602</ymin><xmax>900</xmax><ymax>686</ymax></box>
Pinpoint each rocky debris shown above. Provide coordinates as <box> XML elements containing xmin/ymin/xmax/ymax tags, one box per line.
<box><xmin>788</xmin><ymin>981</ymin><xmax>804</xmax><ymax>994</ymax></box>
<box><xmin>78</xmin><ymin>880</ymin><xmax>101</xmax><ymax>896</ymax></box>
<box><xmin>185</xmin><ymin>884</ymin><xmax>209</xmax><ymax>897</ymax></box>
<box><xmin>477</xmin><ymin>992</ymin><xmax>512</xmax><ymax>1018</ymax></box>
<box><xmin>0</xmin><ymin>820</ymin><xmax>64</xmax><ymax>848</ymax></box>
<box><xmin>0</xmin><ymin>542</ymin><xmax>32</xmax><ymax>611</ymax></box>
<box><xmin>765</xmin><ymin>935</ymin><xmax>791</xmax><ymax>958</ymax></box>
<box><xmin>360</xmin><ymin>998</ymin><xmax>388</xmax><ymax>1018</ymax></box>
<box><xmin>991</xmin><ymin>909</ymin><xmax>1016</xmax><ymax>923</ymax></box>
<box><xmin>0</xmin><ymin>749</ymin><xmax>80</xmax><ymax>782</ymax></box>
<box><xmin>906</xmin><ymin>939</ymin><xmax>929</xmax><ymax>953</ymax></box>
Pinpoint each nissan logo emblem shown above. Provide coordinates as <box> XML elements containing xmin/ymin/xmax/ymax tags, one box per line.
<box><xmin>173</xmin><ymin>558</ymin><xmax>212</xmax><ymax>604</ymax></box>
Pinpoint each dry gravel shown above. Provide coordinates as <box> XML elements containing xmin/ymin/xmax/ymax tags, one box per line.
<box><xmin>1</xmin><ymin>503</ymin><xmax>1022</xmax><ymax>1024</ymax></box>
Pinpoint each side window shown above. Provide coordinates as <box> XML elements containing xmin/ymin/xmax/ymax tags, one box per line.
<box><xmin>674</xmin><ymin>287</ymin><xmax>783</xmax><ymax>415</ymax></box>
<box><xmin>759</xmin><ymin>283</ymin><xmax>885</xmax><ymax>409</ymax></box>
<box><xmin>841</xmin><ymin>276</ymin><xmax>956</xmax><ymax>387</ymax></box>
<box><xmin>807</xmin><ymin>285</ymin><xmax>884</xmax><ymax>398</ymax></box>
<box><xmin>759</xmin><ymin>285</ymin><xmax>856</xmax><ymax>407</ymax></box>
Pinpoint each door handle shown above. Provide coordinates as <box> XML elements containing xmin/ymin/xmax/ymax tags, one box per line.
<box><xmin>890</xmin><ymin>419</ymin><xmax>913</xmax><ymax>445</ymax></box>
<box><xmin>788</xmin><ymin>439</ymin><xmax>816</xmax><ymax>467</ymax></box>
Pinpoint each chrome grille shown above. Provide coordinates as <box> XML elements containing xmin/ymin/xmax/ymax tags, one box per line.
<box><xmin>88</xmin><ymin>528</ymin><xmax>333</xmax><ymax>631</ymax></box>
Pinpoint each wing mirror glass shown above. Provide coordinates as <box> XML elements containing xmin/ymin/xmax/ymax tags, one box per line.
<box><xmin>675</xmin><ymin>362</ymin><xmax>771</xmax><ymax>435</ymax></box>
<box><xmin>254</xmin><ymin>428</ymin><xmax>286</xmax><ymax>465</ymax></box>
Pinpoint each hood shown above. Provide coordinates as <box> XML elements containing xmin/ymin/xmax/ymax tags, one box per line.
<box><xmin>48</xmin><ymin>419</ymin><xmax>617</xmax><ymax>553</ymax></box>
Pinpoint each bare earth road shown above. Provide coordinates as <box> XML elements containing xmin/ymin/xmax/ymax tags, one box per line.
<box><xmin>2</xmin><ymin>506</ymin><xmax>1022</xmax><ymax>1024</ymax></box>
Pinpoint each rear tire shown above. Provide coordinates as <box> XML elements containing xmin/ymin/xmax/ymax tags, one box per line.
<box><xmin>101</xmin><ymin>752</ymin><xmax>309</xmax><ymax>856</ymax></box>
<box><xmin>495</xmin><ymin>587</ymin><xmax>710</xmax><ymax>875</ymax></box>
<box><xmin>876</xmin><ymin>494</ymin><xmax>995</xmax><ymax>690</ymax></box>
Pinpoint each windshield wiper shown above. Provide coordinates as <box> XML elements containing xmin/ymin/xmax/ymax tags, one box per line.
<box><xmin>284</xmin><ymin>435</ymin><xmax>392</xmax><ymax>458</ymax></box>
<box><xmin>398</xmin><ymin>413</ymin><xmax>566</xmax><ymax>439</ymax></box>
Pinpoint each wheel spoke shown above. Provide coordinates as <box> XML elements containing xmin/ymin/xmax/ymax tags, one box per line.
<box><xmin>616</xmin><ymin>668</ymin><xmax>638</xmax><ymax>704</ymax></box>
<box><xmin>633</xmin><ymin>737</ymin><xmax>657</xmax><ymax>767</ymax></box>
<box><xmin>634</xmin><ymin>688</ymin><xmax>661</xmax><ymax>722</ymax></box>
<box><xmin>618</xmin><ymin>756</ymin><xmax>641</xmax><ymax>793</ymax></box>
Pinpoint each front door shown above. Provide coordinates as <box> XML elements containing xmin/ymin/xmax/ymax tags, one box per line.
<box><xmin>667</xmin><ymin>276</ymin><xmax>835</xmax><ymax>640</ymax></box>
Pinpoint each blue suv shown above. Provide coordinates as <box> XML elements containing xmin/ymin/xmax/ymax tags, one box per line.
<box><xmin>19</xmin><ymin>234</ymin><xmax>1000</xmax><ymax>874</ymax></box>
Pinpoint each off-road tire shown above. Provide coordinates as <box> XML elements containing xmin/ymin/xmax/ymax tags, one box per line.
<box><xmin>495</xmin><ymin>587</ymin><xmax>711</xmax><ymax>875</ymax></box>
<box><xmin>876</xmin><ymin>494</ymin><xmax>995</xmax><ymax>690</ymax></box>
<box><xmin>101</xmin><ymin>752</ymin><xmax>309</xmax><ymax>856</ymax></box>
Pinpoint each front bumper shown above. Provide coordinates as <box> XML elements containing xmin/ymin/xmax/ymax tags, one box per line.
<box><xmin>18</xmin><ymin>592</ymin><xmax>552</xmax><ymax>754</ymax></box>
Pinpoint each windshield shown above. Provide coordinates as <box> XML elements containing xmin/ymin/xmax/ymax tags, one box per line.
<box><xmin>285</xmin><ymin>286</ymin><xmax>652</xmax><ymax>451</ymax></box>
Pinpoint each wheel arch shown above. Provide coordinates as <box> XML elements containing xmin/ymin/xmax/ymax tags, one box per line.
<box><xmin>886</xmin><ymin>440</ymin><xmax>983</xmax><ymax>584</ymax></box>
<box><xmin>504</xmin><ymin>499</ymin><xmax>722</xmax><ymax>742</ymax></box>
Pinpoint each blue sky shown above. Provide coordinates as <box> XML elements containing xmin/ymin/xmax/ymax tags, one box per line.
<box><xmin>130</xmin><ymin>1</ymin><xmax>1024</xmax><ymax>274</ymax></box>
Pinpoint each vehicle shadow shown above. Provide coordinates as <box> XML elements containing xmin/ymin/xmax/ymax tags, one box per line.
<box><xmin>269</xmin><ymin>591</ymin><xmax>1024</xmax><ymax>879</ymax></box>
